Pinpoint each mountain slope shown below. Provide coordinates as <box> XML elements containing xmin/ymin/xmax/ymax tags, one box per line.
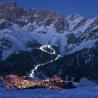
<box><xmin>0</xmin><ymin>2</ymin><xmax>98</xmax><ymax>81</ymax></box>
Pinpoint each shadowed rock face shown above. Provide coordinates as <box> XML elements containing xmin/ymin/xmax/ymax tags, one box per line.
<box><xmin>0</xmin><ymin>2</ymin><xmax>68</xmax><ymax>31</ymax></box>
<box><xmin>0</xmin><ymin>20</ymin><xmax>12</xmax><ymax>29</ymax></box>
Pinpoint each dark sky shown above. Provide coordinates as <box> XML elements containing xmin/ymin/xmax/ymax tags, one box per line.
<box><xmin>0</xmin><ymin>0</ymin><xmax>98</xmax><ymax>18</ymax></box>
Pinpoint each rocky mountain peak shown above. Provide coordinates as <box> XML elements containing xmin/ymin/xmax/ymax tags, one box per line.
<box><xmin>66</xmin><ymin>14</ymin><xmax>86</xmax><ymax>31</ymax></box>
<box><xmin>66</xmin><ymin>14</ymin><xmax>83</xmax><ymax>20</ymax></box>
<box><xmin>0</xmin><ymin>2</ymin><xmax>68</xmax><ymax>32</ymax></box>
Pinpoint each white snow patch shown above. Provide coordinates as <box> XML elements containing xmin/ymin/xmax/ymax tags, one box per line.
<box><xmin>66</xmin><ymin>39</ymin><xmax>96</xmax><ymax>54</ymax></box>
<box><xmin>79</xmin><ymin>78</ymin><xmax>98</xmax><ymax>87</ymax></box>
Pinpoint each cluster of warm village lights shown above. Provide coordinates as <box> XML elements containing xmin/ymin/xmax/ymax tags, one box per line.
<box><xmin>0</xmin><ymin>74</ymin><xmax>76</xmax><ymax>89</ymax></box>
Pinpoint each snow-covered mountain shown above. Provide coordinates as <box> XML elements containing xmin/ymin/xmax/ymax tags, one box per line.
<box><xmin>0</xmin><ymin>2</ymin><xmax>98</xmax><ymax>81</ymax></box>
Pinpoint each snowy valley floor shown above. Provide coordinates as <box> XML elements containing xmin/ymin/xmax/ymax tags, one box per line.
<box><xmin>0</xmin><ymin>87</ymin><xmax>98</xmax><ymax>98</ymax></box>
<box><xmin>0</xmin><ymin>78</ymin><xmax>98</xmax><ymax>98</ymax></box>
